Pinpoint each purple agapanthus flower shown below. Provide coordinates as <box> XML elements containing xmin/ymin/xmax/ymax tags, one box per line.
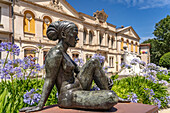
<box><xmin>0</xmin><ymin>42</ymin><xmax>20</xmax><ymax>56</ymax></box>
<box><xmin>23</xmin><ymin>88</ymin><xmax>41</xmax><ymax>105</ymax></box>
<box><xmin>120</xmin><ymin>62</ymin><xmax>126</xmax><ymax>67</ymax></box>
<box><xmin>125</xmin><ymin>64</ymin><xmax>132</xmax><ymax>69</ymax></box>
<box><xmin>130</xmin><ymin>59</ymin><xmax>137</xmax><ymax>65</ymax></box>
<box><xmin>74</xmin><ymin>58</ymin><xmax>84</xmax><ymax>67</ymax></box>
<box><xmin>90</xmin><ymin>85</ymin><xmax>100</xmax><ymax>91</ymax></box>
<box><xmin>153</xmin><ymin>98</ymin><xmax>161</xmax><ymax>108</ymax></box>
<box><xmin>139</xmin><ymin>61</ymin><xmax>146</xmax><ymax>66</ymax></box>
<box><xmin>159</xmin><ymin>80</ymin><xmax>169</xmax><ymax>86</ymax></box>
<box><xmin>127</xmin><ymin>92</ymin><xmax>139</xmax><ymax>103</ymax></box>
<box><xmin>146</xmin><ymin>63</ymin><xmax>157</xmax><ymax>70</ymax></box>
<box><xmin>103</xmin><ymin>66</ymin><xmax>110</xmax><ymax>73</ymax></box>
<box><xmin>91</xmin><ymin>54</ymin><xmax>105</xmax><ymax>64</ymax></box>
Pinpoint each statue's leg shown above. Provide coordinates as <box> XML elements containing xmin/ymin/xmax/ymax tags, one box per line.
<box><xmin>59</xmin><ymin>89</ymin><xmax>118</xmax><ymax>110</ymax></box>
<box><xmin>77</xmin><ymin>58</ymin><xmax>111</xmax><ymax>90</ymax></box>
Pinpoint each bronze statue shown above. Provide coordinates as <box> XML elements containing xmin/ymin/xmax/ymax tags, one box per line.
<box><xmin>19</xmin><ymin>21</ymin><xmax>118</xmax><ymax>112</ymax></box>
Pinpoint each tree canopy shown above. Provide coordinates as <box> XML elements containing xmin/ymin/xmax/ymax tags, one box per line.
<box><xmin>142</xmin><ymin>15</ymin><xmax>170</xmax><ymax>65</ymax></box>
<box><xmin>159</xmin><ymin>52</ymin><xmax>170</xmax><ymax>69</ymax></box>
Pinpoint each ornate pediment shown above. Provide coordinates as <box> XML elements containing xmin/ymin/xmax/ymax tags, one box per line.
<box><xmin>47</xmin><ymin>0</ymin><xmax>64</xmax><ymax>12</ymax></box>
<box><xmin>93</xmin><ymin>9</ymin><xmax>108</xmax><ymax>23</ymax></box>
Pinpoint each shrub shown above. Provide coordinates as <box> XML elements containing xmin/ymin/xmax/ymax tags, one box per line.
<box><xmin>0</xmin><ymin>79</ymin><xmax>58</xmax><ymax>113</ymax></box>
<box><xmin>159</xmin><ymin>52</ymin><xmax>170</xmax><ymax>69</ymax></box>
<box><xmin>111</xmin><ymin>76</ymin><xmax>169</xmax><ymax>109</ymax></box>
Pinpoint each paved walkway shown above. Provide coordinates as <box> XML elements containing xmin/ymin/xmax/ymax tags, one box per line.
<box><xmin>159</xmin><ymin>108</ymin><xmax>170</xmax><ymax>113</ymax></box>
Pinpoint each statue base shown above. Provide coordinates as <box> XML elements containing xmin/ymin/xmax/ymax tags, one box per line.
<box><xmin>19</xmin><ymin>103</ymin><xmax>158</xmax><ymax>113</ymax></box>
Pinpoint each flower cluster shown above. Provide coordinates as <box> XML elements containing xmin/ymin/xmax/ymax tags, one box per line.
<box><xmin>91</xmin><ymin>54</ymin><xmax>105</xmax><ymax>64</ymax></box>
<box><xmin>159</xmin><ymin>80</ymin><xmax>169</xmax><ymax>86</ymax></box>
<box><xmin>0</xmin><ymin>42</ymin><xmax>20</xmax><ymax>56</ymax></box>
<box><xmin>127</xmin><ymin>92</ymin><xmax>139</xmax><ymax>103</ymax></box>
<box><xmin>103</xmin><ymin>66</ymin><xmax>110</xmax><ymax>74</ymax></box>
<box><xmin>120</xmin><ymin>62</ymin><xmax>132</xmax><ymax>70</ymax></box>
<box><xmin>1</xmin><ymin>60</ymin><xmax>22</xmax><ymax>79</ymax></box>
<box><xmin>74</xmin><ymin>58</ymin><xmax>84</xmax><ymax>67</ymax></box>
<box><xmin>153</xmin><ymin>98</ymin><xmax>162</xmax><ymax>108</ymax></box>
<box><xmin>90</xmin><ymin>85</ymin><xmax>100</xmax><ymax>91</ymax></box>
<box><xmin>130</xmin><ymin>58</ymin><xmax>139</xmax><ymax>65</ymax></box>
<box><xmin>0</xmin><ymin>56</ymin><xmax>43</xmax><ymax>80</ymax></box>
<box><xmin>23</xmin><ymin>88</ymin><xmax>41</xmax><ymax>105</ymax></box>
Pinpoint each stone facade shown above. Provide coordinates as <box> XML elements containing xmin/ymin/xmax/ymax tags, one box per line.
<box><xmin>0</xmin><ymin>0</ymin><xmax>12</xmax><ymax>59</ymax></box>
<box><xmin>2</xmin><ymin>0</ymin><xmax>140</xmax><ymax>74</ymax></box>
<box><xmin>140</xmin><ymin>43</ymin><xmax>151</xmax><ymax>64</ymax></box>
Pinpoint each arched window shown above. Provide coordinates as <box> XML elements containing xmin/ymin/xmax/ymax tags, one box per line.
<box><xmin>108</xmin><ymin>35</ymin><xmax>110</xmax><ymax>46</ymax></box>
<box><xmin>99</xmin><ymin>33</ymin><xmax>103</xmax><ymax>45</ymax></box>
<box><xmin>127</xmin><ymin>40</ymin><xmax>129</xmax><ymax>50</ymax></box>
<box><xmin>111</xmin><ymin>37</ymin><xmax>114</xmax><ymax>48</ymax></box>
<box><xmin>131</xmin><ymin>41</ymin><xmax>133</xmax><ymax>52</ymax></box>
<box><xmin>135</xmin><ymin>42</ymin><xmax>138</xmax><ymax>53</ymax></box>
<box><xmin>24</xmin><ymin>49</ymin><xmax>36</xmax><ymax>58</ymax></box>
<box><xmin>43</xmin><ymin>51</ymin><xmax>48</xmax><ymax>64</ymax></box>
<box><xmin>43</xmin><ymin>16</ymin><xmax>52</xmax><ymax>36</ymax></box>
<box><xmin>89</xmin><ymin>31</ymin><xmax>93</xmax><ymax>45</ymax></box>
<box><xmin>121</xmin><ymin>38</ymin><xmax>124</xmax><ymax>50</ymax></box>
<box><xmin>24</xmin><ymin>11</ymin><xmax>35</xmax><ymax>34</ymax></box>
<box><xmin>83</xmin><ymin>30</ymin><xmax>87</xmax><ymax>44</ymax></box>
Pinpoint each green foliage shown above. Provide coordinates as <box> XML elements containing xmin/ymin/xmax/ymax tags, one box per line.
<box><xmin>111</xmin><ymin>74</ymin><xmax>119</xmax><ymax>80</ymax></box>
<box><xmin>157</xmin><ymin>72</ymin><xmax>170</xmax><ymax>83</ymax></box>
<box><xmin>159</xmin><ymin>52</ymin><xmax>170</xmax><ymax>69</ymax></box>
<box><xmin>142</xmin><ymin>15</ymin><xmax>170</xmax><ymax>65</ymax></box>
<box><xmin>153</xmin><ymin>15</ymin><xmax>170</xmax><ymax>52</ymax></box>
<box><xmin>111</xmin><ymin>76</ymin><xmax>169</xmax><ymax>108</ymax></box>
<box><xmin>0</xmin><ymin>78</ymin><xmax>58</xmax><ymax>113</ymax></box>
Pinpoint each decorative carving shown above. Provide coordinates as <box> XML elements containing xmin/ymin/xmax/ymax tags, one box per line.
<box><xmin>93</xmin><ymin>9</ymin><xmax>108</xmax><ymax>23</ymax></box>
<box><xmin>47</xmin><ymin>0</ymin><xmax>64</xmax><ymax>12</ymax></box>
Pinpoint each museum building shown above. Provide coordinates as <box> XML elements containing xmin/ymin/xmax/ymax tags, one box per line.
<box><xmin>0</xmin><ymin>0</ymin><xmax>141</xmax><ymax>73</ymax></box>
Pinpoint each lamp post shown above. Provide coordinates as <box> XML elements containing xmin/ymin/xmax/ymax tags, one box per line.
<box><xmin>11</xmin><ymin>0</ymin><xmax>15</xmax><ymax>59</ymax></box>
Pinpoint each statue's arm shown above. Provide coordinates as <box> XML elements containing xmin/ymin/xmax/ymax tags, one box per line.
<box><xmin>20</xmin><ymin>51</ymin><xmax>63</xmax><ymax>112</ymax></box>
<box><xmin>38</xmin><ymin>53</ymin><xmax>63</xmax><ymax>108</ymax></box>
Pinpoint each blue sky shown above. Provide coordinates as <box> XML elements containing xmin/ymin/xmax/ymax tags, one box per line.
<box><xmin>67</xmin><ymin>0</ymin><xmax>170</xmax><ymax>43</ymax></box>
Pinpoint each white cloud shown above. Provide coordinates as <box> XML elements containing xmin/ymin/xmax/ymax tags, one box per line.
<box><xmin>105</xmin><ymin>0</ymin><xmax>170</xmax><ymax>9</ymax></box>
<box><xmin>140</xmin><ymin>36</ymin><xmax>155</xmax><ymax>43</ymax></box>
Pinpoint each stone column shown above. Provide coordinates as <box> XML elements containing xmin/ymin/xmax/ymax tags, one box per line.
<box><xmin>96</xmin><ymin>30</ymin><xmax>100</xmax><ymax>45</ymax></box>
<box><xmin>108</xmin><ymin>35</ymin><xmax>111</xmax><ymax>48</ymax></box>
<box><xmin>105</xmin><ymin>33</ymin><xmax>108</xmax><ymax>46</ymax></box>
<box><xmin>86</xmin><ymin>29</ymin><xmax>89</xmax><ymax>45</ymax></box>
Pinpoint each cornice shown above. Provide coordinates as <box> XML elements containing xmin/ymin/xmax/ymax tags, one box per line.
<box><xmin>79</xmin><ymin>12</ymin><xmax>95</xmax><ymax>20</ymax></box>
<box><xmin>0</xmin><ymin>0</ymin><xmax>12</xmax><ymax>5</ymax></box>
<box><xmin>107</xmin><ymin>22</ymin><xmax>116</xmax><ymax>28</ymax></box>
<box><xmin>14</xmin><ymin>38</ymin><xmax>56</xmax><ymax>46</ymax></box>
<box><xmin>19</xmin><ymin>0</ymin><xmax>83</xmax><ymax>21</ymax></box>
<box><xmin>0</xmin><ymin>30</ymin><xmax>12</xmax><ymax>34</ymax></box>
<box><xmin>117</xmin><ymin>32</ymin><xmax>139</xmax><ymax>41</ymax></box>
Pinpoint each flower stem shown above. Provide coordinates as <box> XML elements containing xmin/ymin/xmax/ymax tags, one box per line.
<box><xmin>11</xmin><ymin>75</ymin><xmax>15</xmax><ymax>110</ymax></box>
<box><xmin>3</xmin><ymin>52</ymin><xmax>9</xmax><ymax>84</ymax></box>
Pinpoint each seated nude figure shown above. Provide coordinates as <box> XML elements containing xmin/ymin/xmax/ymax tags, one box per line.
<box><xmin>20</xmin><ymin>21</ymin><xmax>118</xmax><ymax>112</ymax></box>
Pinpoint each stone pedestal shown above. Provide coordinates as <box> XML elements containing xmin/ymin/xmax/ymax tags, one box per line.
<box><xmin>19</xmin><ymin>103</ymin><xmax>158</xmax><ymax>113</ymax></box>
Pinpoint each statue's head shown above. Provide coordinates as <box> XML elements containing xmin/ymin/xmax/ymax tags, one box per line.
<box><xmin>47</xmin><ymin>21</ymin><xmax>79</xmax><ymax>47</ymax></box>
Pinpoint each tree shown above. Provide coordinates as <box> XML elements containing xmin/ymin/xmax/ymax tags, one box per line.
<box><xmin>159</xmin><ymin>52</ymin><xmax>170</xmax><ymax>69</ymax></box>
<box><xmin>142</xmin><ymin>15</ymin><xmax>170</xmax><ymax>65</ymax></box>
<box><xmin>153</xmin><ymin>15</ymin><xmax>170</xmax><ymax>54</ymax></box>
